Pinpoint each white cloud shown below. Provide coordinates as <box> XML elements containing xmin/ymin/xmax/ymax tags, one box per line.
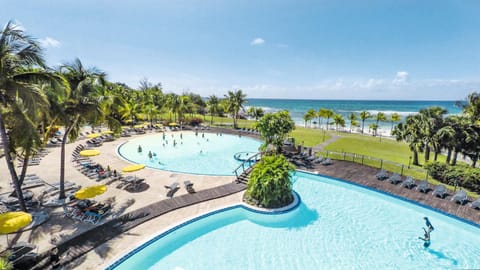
<box><xmin>39</xmin><ymin>37</ymin><xmax>61</xmax><ymax>48</ymax></box>
<box><xmin>392</xmin><ymin>71</ymin><xmax>409</xmax><ymax>85</ymax></box>
<box><xmin>250</xmin><ymin>38</ymin><xmax>265</xmax><ymax>46</ymax></box>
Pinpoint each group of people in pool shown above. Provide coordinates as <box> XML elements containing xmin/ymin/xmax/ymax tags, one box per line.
<box><xmin>418</xmin><ymin>217</ymin><xmax>434</xmax><ymax>247</ymax></box>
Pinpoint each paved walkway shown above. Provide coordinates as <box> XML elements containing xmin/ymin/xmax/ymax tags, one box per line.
<box><xmin>32</xmin><ymin>182</ymin><xmax>247</xmax><ymax>269</ymax></box>
<box><xmin>312</xmin><ymin>134</ymin><xmax>340</xmax><ymax>152</ymax></box>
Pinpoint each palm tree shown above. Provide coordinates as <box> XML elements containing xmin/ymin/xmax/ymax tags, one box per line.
<box><xmin>374</xmin><ymin>112</ymin><xmax>387</xmax><ymax>136</ymax></box>
<box><xmin>303</xmin><ymin>109</ymin><xmax>316</xmax><ymax>127</ymax></box>
<box><xmin>247</xmin><ymin>106</ymin><xmax>264</xmax><ymax>121</ymax></box>
<box><xmin>165</xmin><ymin>93</ymin><xmax>180</xmax><ymax>122</ymax></box>
<box><xmin>392</xmin><ymin>115</ymin><xmax>424</xmax><ymax>166</ymax></box>
<box><xmin>0</xmin><ymin>21</ymin><xmax>52</xmax><ymax>211</ymax></box>
<box><xmin>348</xmin><ymin>112</ymin><xmax>358</xmax><ymax>133</ymax></box>
<box><xmin>224</xmin><ymin>89</ymin><xmax>247</xmax><ymax>129</ymax></box>
<box><xmin>333</xmin><ymin>114</ymin><xmax>345</xmax><ymax>132</ymax></box>
<box><xmin>207</xmin><ymin>95</ymin><xmax>220</xmax><ymax>124</ymax></box>
<box><xmin>389</xmin><ymin>113</ymin><xmax>401</xmax><ymax>135</ymax></box>
<box><xmin>359</xmin><ymin>111</ymin><xmax>371</xmax><ymax>134</ymax></box>
<box><xmin>419</xmin><ymin>107</ymin><xmax>447</xmax><ymax>162</ymax></box>
<box><xmin>52</xmin><ymin>58</ymin><xmax>105</xmax><ymax>199</ymax></box>
<box><xmin>435</xmin><ymin>124</ymin><xmax>455</xmax><ymax>163</ymax></box>
<box><xmin>323</xmin><ymin>109</ymin><xmax>334</xmax><ymax>131</ymax></box>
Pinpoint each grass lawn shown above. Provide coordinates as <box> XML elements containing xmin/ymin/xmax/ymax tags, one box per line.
<box><xmin>291</xmin><ymin>127</ymin><xmax>331</xmax><ymax>147</ymax></box>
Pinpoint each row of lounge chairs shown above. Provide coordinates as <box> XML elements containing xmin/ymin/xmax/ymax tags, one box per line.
<box><xmin>164</xmin><ymin>181</ymin><xmax>195</xmax><ymax>198</ymax></box>
<box><xmin>375</xmin><ymin>169</ymin><xmax>480</xmax><ymax>208</ymax></box>
<box><xmin>16</xmin><ymin>149</ymin><xmax>49</xmax><ymax>168</ymax></box>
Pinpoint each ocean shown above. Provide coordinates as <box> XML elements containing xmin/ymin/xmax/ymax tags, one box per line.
<box><xmin>246</xmin><ymin>99</ymin><xmax>462</xmax><ymax>134</ymax></box>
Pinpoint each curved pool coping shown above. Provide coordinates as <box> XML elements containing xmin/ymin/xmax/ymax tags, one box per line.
<box><xmin>105</xmin><ymin>170</ymin><xmax>480</xmax><ymax>270</ymax></box>
<box><xmin>115</xmin><ymin>133</ymin><xmax>263</xmax><ymax>176</ymax></box>
<box><xmin>105</xmin><ymin>191</ymin><xmax>302</xmax><ymax>270</ymax></box>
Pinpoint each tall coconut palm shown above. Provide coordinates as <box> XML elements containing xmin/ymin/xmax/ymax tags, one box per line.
<box><xmin>165</xmin><ymin>93</ymin><xmax>180</xmax><ymax>122</ymax></box>
<box><xmin>435</xmin><ymin>124</ymin><xmax>455</xmax><ymax>163</ymax></box>
<box><xmin>52</xmin><ymin>58</ymin><xmax>105</xmax><ymax>199</ymax></box>
<box><xmin>333</xmin><ymin>114</ymin><xmax>345</xmax><ymax>132</ymax></box>
<box><xmin>303</xmin><ymin>109</ymin><xmax>316</xmax><ymax>127</ymax></box>
<box><xmin>207</xmin><ymin>95</ymin><xmax>220</xmax><ymax>124</ymax></box>
<box><xmin>349</xmin><ymin>112</ymin><xmax>358</xmax><ymax>133</ymax></box>
<box><xmin>224</xmin><ymin>89</ymin><xmax>247</xmax><ymax>129</ymax></box>
<box><xmin>419</xmin><ymin>107</ymin><xmax>447</xmax><ymax>162</ymax></box>
<box><xmin>392</xmin><ymin>115</ymin><xmax>424</xmax><ymax>166</ymax></box>
<box><xmin>389</xmin><ymin>113</ymin><xmax>401</xmax><ymax>135</ymax></box>
<box><xmin>359</xmin><ymin>111</ymin><xmax>371</xmax><ymax>134</ymax></box>
<box><xmin>0</xmin><ymin>21</ymin><xmax>52</xmax><ymax>211</ymax></box>
<box><xmin>374</xmin><ymin>112</ymin><xmax>387</xmax><ymax>136</ymax></box>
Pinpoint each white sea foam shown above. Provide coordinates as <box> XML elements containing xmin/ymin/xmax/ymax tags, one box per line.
<box><xmin>336</xmin><ymin>110</ymin><xmax>418</xmax><ymax>116</ymax></box>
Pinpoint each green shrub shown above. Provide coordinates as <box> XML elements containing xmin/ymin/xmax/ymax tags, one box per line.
<box><xmin>245</xmin><ymin>154</ymin><xmax>295</xmax><ymax>208</ymax></box>
<box><xmin>425</xmin><ymin>162</ymin><xmax>480</xmax><ymax>193</ymax></box>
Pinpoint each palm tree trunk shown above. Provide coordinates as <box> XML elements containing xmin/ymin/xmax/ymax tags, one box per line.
<box><xmin>452</xmin><ymin>150</ymin><xmax>458</xmax><ymax>166</ymax></box>
<box><xmin>0</xmin><ymin>113</ymin><xmax>27</xmax><ymax>211</ymax></box>
<box><xmin>361</xmin><ymin>120</ymin><xmax>365</xmax><ymax>134</ymax></box>
<box><xmin>425</xmin><ymin>145</ymin><xmax>431</xmax><ymax>162</ymax></box>
<box><xmin>433</xmin><ymin>150</ymin><xmax>439</xmax><ymax>161</ymax></box>
<box><xmin>210</xmin><ymin>114</ymin><xmax>213</xmax><ymax>124</ymax></box>
<box><xmin>412</xmin><ymin>150</ymin><xmax>419</xmax><ymax>166</ymax></box>
<box><xmin>472</xmin><ymin>153</ymin><xmax>478</xmax><ymax>168</ymax></box>
<box><xmin>446</xmin><ymin>148</ymin><xmax>452</xmax><ymax>164</ymax></box>
<box><xmin>59</xmin><ymin>124</ymin><xmax>74</xmax><ymax>200</ymax></box>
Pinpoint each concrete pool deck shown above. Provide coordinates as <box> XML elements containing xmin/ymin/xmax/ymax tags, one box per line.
<box><xmin>1</xmin><ymin>128</ymin><xmax>479</xmax><ymax>269</ymax></box>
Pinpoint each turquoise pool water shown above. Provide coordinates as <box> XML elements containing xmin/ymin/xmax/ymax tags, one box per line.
<box><xmin>117</xmin><ymin>132</ymin><xmax>262</xmax><ymax>175</ymax></box>
<box><xmin>109</xmin><ymin>172</ymin><xmax>480</xmax><ymax>269</ymax></box>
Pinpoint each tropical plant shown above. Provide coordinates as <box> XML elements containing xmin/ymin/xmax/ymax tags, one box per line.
<box><xmin>245</xmin><ymin>154</ymin><xmax>295</xmax><ymax>208</ymax></box>
<box><xmin>359</xmin><ymin>110</ymin><xmax>371</xmax><ymax>134</ymax></box>
<box><xmin>224</xmin><ymin>89</ymin><xmax>247</xmax><ymax>128</ymax></box>
<box><xmin>419</xmin><ymin>107</ymin><xmax>447</xmax><ymax>162</ymax></box>
<box><xmin>389</xmin><ymin>113</ymin><xmax>401</xmax><ymax>135</ymax></box>
<box><xmin>303</xmin><ymin>109</ymin><xmax>316</xmax><ymax>127</ymax></box>
<box><xmin>0</xmin><ymin>254</ymin><xmax>13</xmax><ymax>270</ymax></box>
<box><xmin>207</xmin><ymin>95</ymin><xmax>220</xmax><ymax>124</ymax></box>
<box><xmin>247</xmin><ymin>106</ymin><xmax>264</xmax><ymax>121</ymax></box>
<box><xmin>0</xmin><ymin>20</ymin><xmax>55</xmax><ymax>211</ymax></box>
<box><xmin>255</xmin><ymin>110</ymin><xmax>295</xmax><ymax>153</ymax></box>
<box><xmin>373</xmin><ymin>112</ymin><xmax>387</xmax><ymax>136</ymax></box>
<box><xmin>52</xmin><ymin>58</ymin><xmax>105</xmax><ymax>199</ymax></box>
<box><xmin>392</xmin><ymin>114</ymin><xmax>424</xmax><ymax>166</ymax></box>
<box><xmin>348</xmin><ymin>112</ymin><xmax>358</xmax><ymax>133</ymax></box>
<box><xmin>333</xmin><ymin>113</ymin><xmax>345</xmax><ymax>132</ymax></box>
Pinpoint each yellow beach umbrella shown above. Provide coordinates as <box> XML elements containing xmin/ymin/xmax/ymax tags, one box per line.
<box><xmin>101</xmin><ymin>130</ymin><xmax>114</xmax><ymax>135</ymax></box>
<box><xmin>154</xmin><ymin>123</ymin><xmax>163</xmax><ymax>128</ymax></box>
<box><xmin>87</xmin><ymin>133</ymin><xmax>101</xmax><ymax>139</ymax></box>
<box><xmin>168</xmin><ymin>122</ymin><xmax>178</xmax><ymax>126</ymax></box>
<box><xmin>0</xmin><ymin>212</ymin><xmax>32</xmax><ymax>234</ymax></box>
<box><xmin>122</xmin><ymin>164</ymin><xmax>145</xmax><ymax>173</ymax></box>
<box><xmin>74</xmin><ymin>184</ymin><xmax>107</xmax><ymax>199</ymax></box>
<box><xmin>79</xmin><ymin>149</ymin><xmax>101</xmax><ymax>157</ymax></box>
<box><xmin>133</xmin><ymin>124</ymin><xmax>144</xmax><ymax>129</ymax></box>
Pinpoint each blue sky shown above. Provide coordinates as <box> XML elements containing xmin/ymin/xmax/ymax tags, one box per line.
<box><xmin>3</xmin><ymin>0</ymin><xmax>480</xmax><ymax>100</ymax></box>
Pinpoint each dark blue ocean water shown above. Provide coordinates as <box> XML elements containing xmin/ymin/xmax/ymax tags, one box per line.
<box><xmin>246</xmin><ymin>99</ymin><xmax>462</xmax><ymax>132</ymax></box>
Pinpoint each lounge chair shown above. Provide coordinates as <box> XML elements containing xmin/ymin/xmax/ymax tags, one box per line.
<box><xmin>375</xmin><ymin>170</ymin><xmax>389</xmax><ymax>181</ymax></box>
<box><xmin>471</xmin><ymin>198</ymin><xmax>480</xmax><ymax>209</ymax></box>
<box><xmin>321</xmin><ymin>158</ymin><xmax>333</xmax><ymax>166</ymax></box>
<box><xmin>402</xmin><ymin>177</ymin><xmax>416</xmax><ymax>189</ymax></box>
<box><xmin>451</xmin><ymin>190</ymin><xmax>468</xmax><ymax>205</ymax></box>
<box><xmin>416</xmin><ymin>180</ymin><xmax>430</xmax><ymax>193</ymax></box>
<box><xmin>165</xmin><ymin>182</ymin><xmax>179</xmax><ymax>198</ymax></box>
<box><xmin>184</xmin><ymin>181</ymin><xmax>195</xmax><ymax>194</ymax></box>
<box><xmin>388</xmin><ymin>173</ymin><xmax>402</xmax><ymax>184</ymax></box>
<box><xmin>432</xmin><ymin>185</ymin><xmax>448</xmax><ymax>198</ymax></box>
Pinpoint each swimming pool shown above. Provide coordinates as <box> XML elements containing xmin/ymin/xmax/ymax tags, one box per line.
<box><xmin>117</xmin><ymin>132</ymin><xmax>262</xmax><ymax>175</ymax></box>
<box><xmin>108</xmin><ymin>172</ymin><xmax>480</xmax><ymax>269</ymax></box>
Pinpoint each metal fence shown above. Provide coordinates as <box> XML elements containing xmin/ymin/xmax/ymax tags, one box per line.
<box><xmin>320</xmin><ymin>150</ymin><xmax>430</xmax><ymax>181</ymax></box>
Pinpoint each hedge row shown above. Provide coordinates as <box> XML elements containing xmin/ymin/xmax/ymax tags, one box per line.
<box><xmin>425</xmin><ymin>162</ymin><xmax>480</xmax><ymax>193</ymax></box>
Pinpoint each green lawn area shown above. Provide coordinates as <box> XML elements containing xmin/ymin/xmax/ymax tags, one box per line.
<box><xmin>291</xmin><ymin>127</ymin><xmax>331</xmax><ymax>147</ymax></box>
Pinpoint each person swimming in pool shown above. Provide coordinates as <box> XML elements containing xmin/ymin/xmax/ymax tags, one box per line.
<box><xmin>424</xmin><ymin>217</ymin><xmax>434</xmax><ymax>232</ymax></box>
<box><xmin>418</xmin><ymin>227</ymin><xmax>431</xmax><ymax>247</ymax></box>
